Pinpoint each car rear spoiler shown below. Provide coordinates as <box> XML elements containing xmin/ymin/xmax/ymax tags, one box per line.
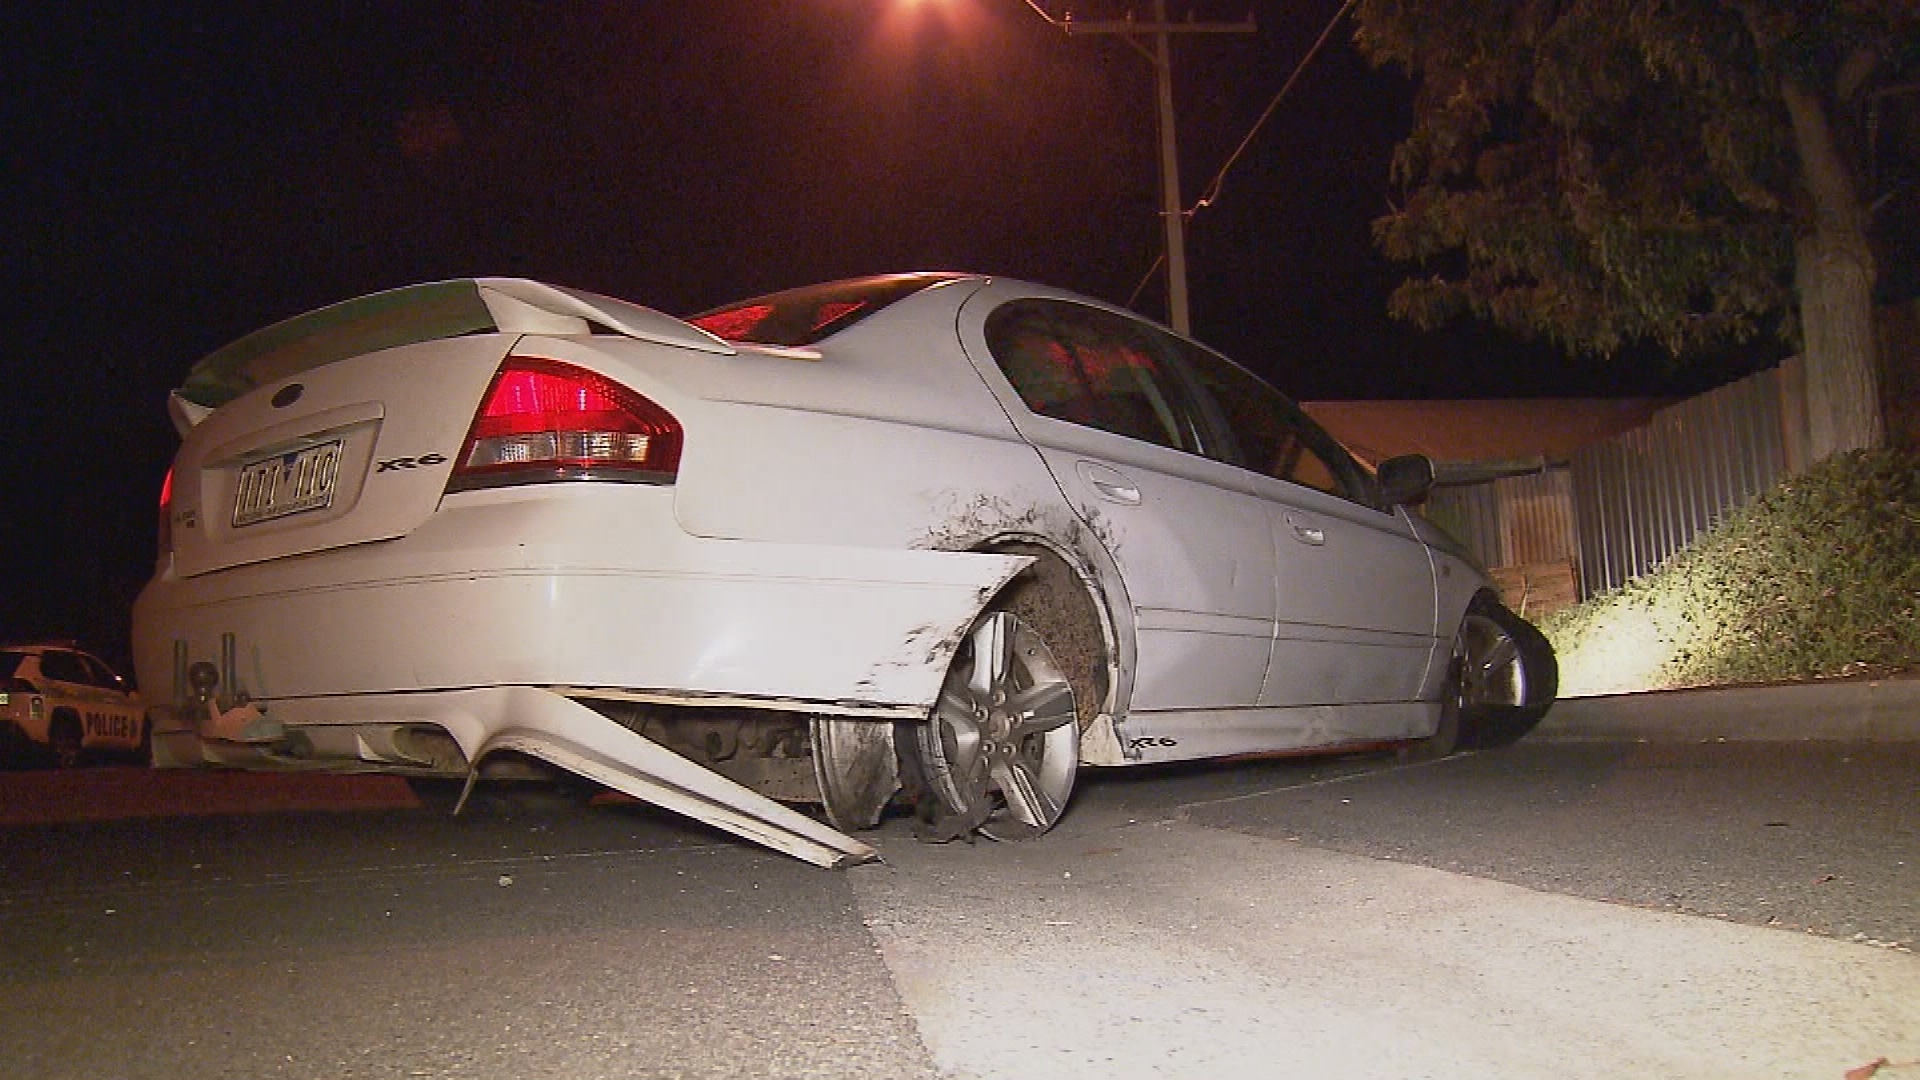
<box><xmin>168</xmin><ymin>278</ymin><xmax>736</xmax><ymax>435</ymax></box>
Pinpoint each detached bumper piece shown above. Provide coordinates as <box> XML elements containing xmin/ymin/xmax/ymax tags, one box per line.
<box><xmin>474</xmin><ymin>688</ymin><xmax>877</xmax><ymax>869</ymax></box>
<box><xmin>156</xmin><ymin>683</ymin><xmax>878</xmax><ymax>869</ymax></box>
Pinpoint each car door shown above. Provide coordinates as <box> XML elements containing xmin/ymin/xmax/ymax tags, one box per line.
<box><xmin>77</xmin><ymin>653</ymin><xmax>143</xmax><ymax>747</ymax></box>
<box><xmin>38</xmin><ymin>650</ymin><xmax>139</xmax><ymax>748</ymax></box>
<box><xmin>1165</xmin><ymin>339</ymin><xmax>1443</xmax><ymax>710</ymax></box>
<box><xmin>959</xmin><ymin>291</ymin><xmax>1278</xmax><ymax>711</ymax></box>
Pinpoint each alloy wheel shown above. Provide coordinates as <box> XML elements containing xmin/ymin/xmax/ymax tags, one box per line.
<box><xmin>916</xmin><ymin>610</ymin><xmax>1078</xmax><ymax>840</ymax></box>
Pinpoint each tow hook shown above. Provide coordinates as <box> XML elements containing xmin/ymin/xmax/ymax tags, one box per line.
<box><xmin>181</xmin><ymin>637</ymin><xmax>283</xmax><ymax>745</ymax></box>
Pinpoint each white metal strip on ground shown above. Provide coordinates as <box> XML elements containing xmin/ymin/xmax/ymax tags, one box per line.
<box><xmin>474</xmin><ymin>686</ymin><xmax>878</xmax><ymax>867</ymax></box>
<box><xmin>487</xmin><ymin>732</ymin><xmax>876</xmax><ymax>869</ymax></box>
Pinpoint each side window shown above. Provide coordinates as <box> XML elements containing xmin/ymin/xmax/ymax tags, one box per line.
<box><xmin>38</xmin><ymin>651</ymin><xmax>89</xmax><ymax>685</ymax></box>
<box><xmin>80</xmin><ymin>655</ymin><xmax>124</xmax><ymax>690</ymax></box>
<box><xmin>986</xmin><ymin>300</ymin><xmax>1209</xmax><ymax>455</ymax></box>
<box><xmin>1169</xmin><ymin>339</ymin><xmax>1375</xmax><ymax>504</ymax></box>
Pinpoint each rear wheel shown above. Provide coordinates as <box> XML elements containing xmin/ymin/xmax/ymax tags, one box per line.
<box><xmin>912</xmin><ymin>610</ymin><xmax>1079</xmax><ymax>841</ymax></box>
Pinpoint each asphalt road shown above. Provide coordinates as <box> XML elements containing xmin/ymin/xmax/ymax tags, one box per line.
<box><xmin>1178</xmin><ymin>741</ymin><xmax>1920</xmax><ymax>946</ymax></box>
<box><xmin>0</xmin><ymin>739</ymin><xmax>1915</xmax><ymax>1080</ymax></box>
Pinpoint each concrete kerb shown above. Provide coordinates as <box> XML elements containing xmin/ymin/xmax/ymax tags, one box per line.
<box><xmin>1535</xmin><ymin>676</ymin><xmax>1920</xmax><ymax>743</ymax></box>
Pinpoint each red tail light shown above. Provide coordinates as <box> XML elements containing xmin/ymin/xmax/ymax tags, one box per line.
<box><xmin>157</xmin><ymin>466</ymin><xmax>175</xmax><ymax>556</ymax></box>
<box><xmin>447</xmin><ymin>357</ymin><xmax>682</xmax><ymax>492</ymax></box>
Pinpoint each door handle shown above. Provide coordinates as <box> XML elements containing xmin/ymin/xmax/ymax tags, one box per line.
<box><xmin>1076</xmin><ymin>460</ymin><xmax>1141</xmax><ymax>506</ymax></box>
<box><xmin>1287</xmin><ymin>515</ymin><xmax>1325</xmax><ymax>545</ymax></box>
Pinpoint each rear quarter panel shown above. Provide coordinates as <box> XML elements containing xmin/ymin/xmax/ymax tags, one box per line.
<box><xmin>631</xmin><ymin>282</ymin><xmax>1093</xmax><ymax>557</ymax></box>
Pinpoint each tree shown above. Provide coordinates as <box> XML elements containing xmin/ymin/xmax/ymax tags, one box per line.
<box><xmin>1352</xmin><ymin>0</ymin><xmax>1919</xmax><ymax>460</ymax></box>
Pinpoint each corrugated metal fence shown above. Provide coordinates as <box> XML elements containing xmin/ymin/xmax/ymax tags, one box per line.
<box><xmin>1424</xmin><ymin>359</ymin><xmax>1808</xmax><ymax>606</ymax></box>
<box><xmin>1570</xmin><ymin>361</ymin><xmax>1802</xmax><ymax>595</ymax></box>
<box><xmin>1426</xmin><ymin>470</ymin><xmax>1573</xmax><ymax>569</ymax></box>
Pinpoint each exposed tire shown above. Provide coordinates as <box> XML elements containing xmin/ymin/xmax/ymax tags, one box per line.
<box><xmin>48</xmin><ymin>712</ymin><xmax>86</xmax><ymax>769</ymax></box>
<box><xmin>910</xmin><ymin>609</ymin><xmax>1080</xmax><ymax>841</ymax></box>
<box><xmin>811</xmin><ymin>715</ymin><xmax>898</xmax><ymax>831</ymax></box>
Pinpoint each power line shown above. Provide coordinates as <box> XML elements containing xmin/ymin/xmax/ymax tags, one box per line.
<box><xmin>1191</xmin><ymin>0</ymin><xmax>1358</xmax><ymax>217</ymax></box>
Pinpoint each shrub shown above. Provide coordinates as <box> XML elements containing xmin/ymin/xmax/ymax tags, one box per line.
<box><xmin>1542</xmin><ymin>448</ymin><xmax>1920</xmax><ymax>695</ymax></box>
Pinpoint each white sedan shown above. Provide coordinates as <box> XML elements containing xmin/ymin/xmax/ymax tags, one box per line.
<box><xmin>131</xmin><ymin>274</ymin><xmax>1554</xmax><ymax>865</ymax></box>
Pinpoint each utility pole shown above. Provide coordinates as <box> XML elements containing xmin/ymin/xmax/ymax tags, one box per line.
<box><xmin>1025</xmin><ymin>2</ymin><xmax>1256</xmax><ymax>334</ymax></box>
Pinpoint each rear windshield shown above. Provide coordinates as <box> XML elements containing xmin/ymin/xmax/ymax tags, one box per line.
<box><xmin>181</xmin><ymin>281</ymin><xmax>498</xmax><ymax>409</ymax></box>
<box><xmin>0</xmin><ymin>652</ymin><xmax>26</xmax><ymax>680</ymax></box>
<box><xmin>687</xmin><ymin>274</ymin><xmax>964</xmax><ymax>347</ymax></box>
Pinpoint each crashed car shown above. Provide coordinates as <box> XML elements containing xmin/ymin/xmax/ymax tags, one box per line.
<box><xmin>1</xmin><ymin>643</ymin><xmax>146</xmax><ymax>768</ymax></box>
<box><xmin>131</xmin><ymin>273</ymin><xmax>1555</xmax><ymax>865</ymax></box>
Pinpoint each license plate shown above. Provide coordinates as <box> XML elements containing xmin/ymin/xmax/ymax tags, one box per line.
<box><xmin>231</xmin><ymin>440</ymin><xmax>344</xmax><ymax>527</ymax></box>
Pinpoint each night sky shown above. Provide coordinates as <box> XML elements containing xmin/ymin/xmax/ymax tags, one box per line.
<box><xmin>1</xmin><ymin>1</ymin><xmax>1766</xmax><ymax>672</ymax></box>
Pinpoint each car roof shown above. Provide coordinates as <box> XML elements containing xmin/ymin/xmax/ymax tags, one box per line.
<box><xmin>1</xmin><ymin>643</ymin><xmax>90</xmax><ymax>658</ymax></box>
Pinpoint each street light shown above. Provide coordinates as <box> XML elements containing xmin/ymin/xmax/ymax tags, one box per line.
<box><xmin>1022</xmin><ymin>2</ymin><xmax>1255</xmax><ymax>334</ymax></box>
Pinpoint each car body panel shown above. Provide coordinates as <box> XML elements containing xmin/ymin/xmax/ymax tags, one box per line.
<box><xmin>1406</xmin><ymin>509</ymin><xmax>1494</xmax><ymax>700</ymax></box>
<box><xmin>137</xmin><ymin>484</ymin><xmax>1030</xmax><ymax>709</ymax></box>
<box><xmin>1013</xmin><ymin>421</ymin><xmax>1277</xmax><ymax>710</ymax></box>
<box><xmin>1115</xmin><ymin>701</ymin><xmax>1437</xmax><ymax>762</ymax></box>
<box><xmin>954</xmin><ymin>283</ymin><xmax>1281</xmax><ymax>711</ymax></box>
<box><xmin>953</xmin><ymin>280</ymin><xmax>1444</xmax><ymax>720</ymax></box>
<box><xmin>171</xmin><ymin>335</ymin><xmax>514</xmax><ymax>578</ymax></box>
<box><xmin>1257</xmin><ymin>483</ymin><xmax>1440</xmax><ymax>707</ymax></box>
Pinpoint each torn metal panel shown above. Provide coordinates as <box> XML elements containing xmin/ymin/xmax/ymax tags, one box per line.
<box><xmin>552</xmin><ymin>687</ymin><xmax>924</xmax><ymax>720</ymax></box>
<box><xmin>471</xmin><ymin>688</ymin><xmax>875</xmax><ymax>869</ymax></box>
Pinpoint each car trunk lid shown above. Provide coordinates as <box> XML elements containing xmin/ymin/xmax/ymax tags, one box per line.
<box><xmin>165</xmin><ymin>279</ymin><xmax>732</xmax><ymax>579</ymax></box>
<box><xmin>168</xmin><ymin>335</ymin><xmax>514</xmax><ymax>578</ymax></box>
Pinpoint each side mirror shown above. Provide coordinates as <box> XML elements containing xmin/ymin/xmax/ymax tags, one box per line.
<box><xmin>1377</xmin><ymin>454</ymin><xmax>1436</xmax><ymax>506</ymax></box>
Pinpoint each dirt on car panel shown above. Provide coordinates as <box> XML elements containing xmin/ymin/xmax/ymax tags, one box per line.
<box><xmin>919</xmin><ymin>492</ymin><xmax>1088</xmax><ymax>555</ymax></box>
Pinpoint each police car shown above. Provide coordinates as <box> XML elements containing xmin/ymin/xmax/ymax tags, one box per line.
<box><xmin>0</xmin><ymin>644</ymin><xmax>146</xmax><ymax>768</ymax></box>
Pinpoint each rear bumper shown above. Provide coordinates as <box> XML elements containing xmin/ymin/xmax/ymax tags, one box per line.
<box><xmin>133</xmin><ymin>485</ymin><xmax>1029</xmax><ymax>713</ymax></box>
<box><xmin>131</xmin><ymin>485</ymin><xmax>1030</xmax><ymax>865</ymax></box>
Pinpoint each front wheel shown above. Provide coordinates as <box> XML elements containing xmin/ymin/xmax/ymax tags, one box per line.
<box><xmin>48</xmin><ymin>713</ymin><xmax>85</xmax><ymax>769</ymax></box>
<box><xmin>1468</xmin><ymin>601</ymin><xmax>1558</xmax><ymax>748</ymax></box>
<box><xmin>1402</xmin><ymin>598</ymin><xmax>1557</xmax><ymax>761</ymax></box>
<box><xmin>911</xmin><ymin>610</ymin><xmax>1079</xmax><ymax>841</ymax></box>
